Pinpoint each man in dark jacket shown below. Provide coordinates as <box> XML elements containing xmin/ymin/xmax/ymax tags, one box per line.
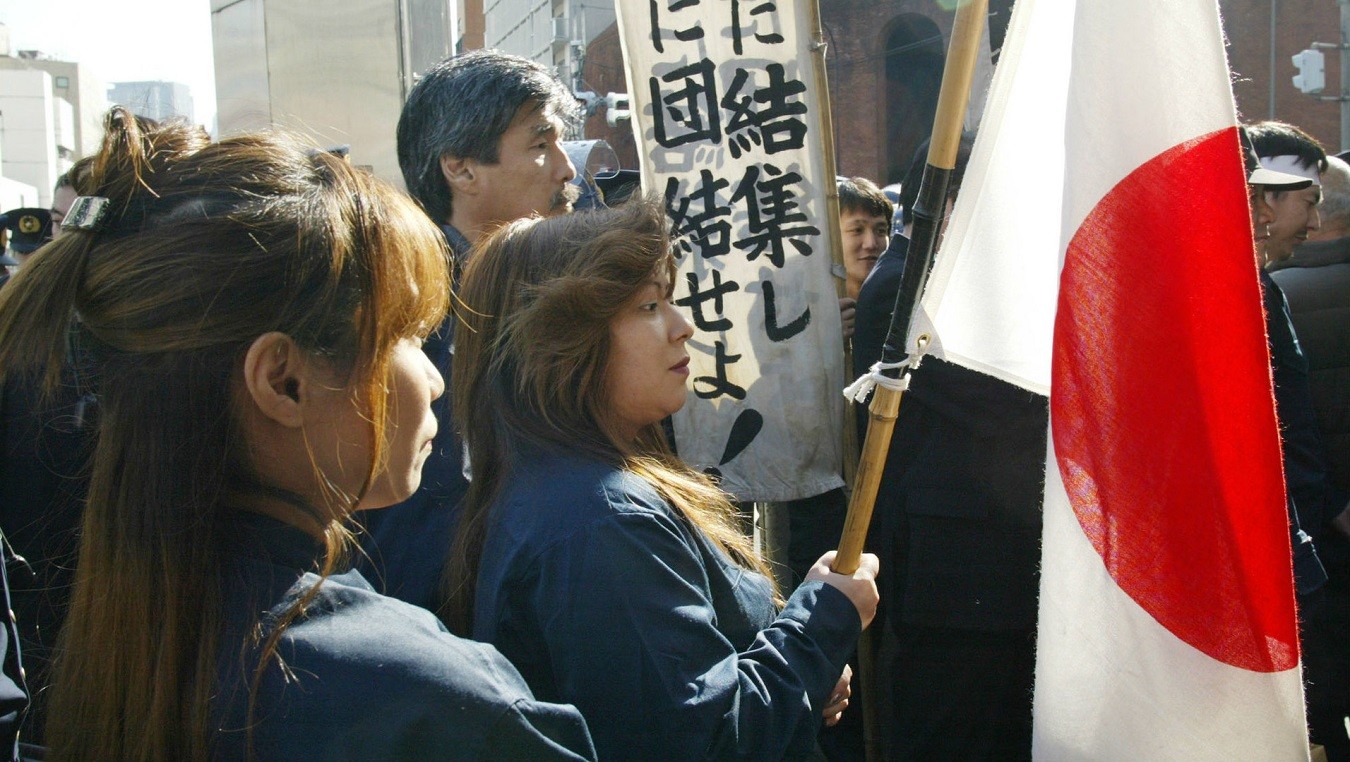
<box><xmin>1248</xmin><ymin>121</ymin><xmax>1334</xmax><ymax>596</ymax></box>
<box><xmin>1272</xmin><ymin>152</ymin><xmax>1350</xmax><ymax>762</ymax></box>
<box><xmin>360</xmin><ymin>51</ymin><xmax>578</xmax><ymax>610</ymax></box>
<box><xmin>1249</xmin><ymin>120</ymin><xmax>1344</xmax><ymax>760</ymax></box>
<box><xmin>853</xmin><ymin>136</ymin><xmax>1047</xmax><ymax>761</ymax></box>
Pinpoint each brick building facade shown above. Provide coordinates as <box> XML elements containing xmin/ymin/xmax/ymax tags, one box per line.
<box><xmin>1225</xmin><ymin>0</ymin><xmax>1342</xmax><ymax>153</ymax></box>
<box><xmin>582</xmin><ymin>1</ymin><xmax>1345</xmax><ymax>184</ymax></box>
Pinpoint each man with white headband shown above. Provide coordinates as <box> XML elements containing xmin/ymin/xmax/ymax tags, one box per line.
<box><xmin>1246</xmin><ymin>121</ymin><xmax>1344</xmax><ymax>759</ymax></box>
<box><xmin>1248</xmin><ymin>120</ymin><xmax>1328</xmax><ymax>266</ymax></box>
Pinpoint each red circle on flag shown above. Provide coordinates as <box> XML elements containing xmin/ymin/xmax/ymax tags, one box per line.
<box><xmin>1052</xmin><ymin>127</ymin><xmax>1299</xmax><ymax>673</ymax></box>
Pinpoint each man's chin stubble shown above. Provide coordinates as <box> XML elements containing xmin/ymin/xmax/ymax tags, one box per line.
<box><xmin>551</xmin><ymin>183</ymin><xmax>582</xmax><ymax>213</ymax></box>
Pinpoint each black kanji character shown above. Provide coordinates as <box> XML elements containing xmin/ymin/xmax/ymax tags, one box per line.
<box><xmin>730</xmin><ymin>164</ymin><xmax>821</xmax><ymax>267</ymax></box>
<box><xmin>650</xmin><ymin>59</ymin><xmax>721</xmax><ymax>148</ymax></box>
<box><xmin>761</xmin><ymin>279</ymin><xmax>810</xmax><ymax>342</ymax></box>
<box><xmin>721</xmin><ymin>64</ymin><xmax>808</xmax><ymax>158</ymax></box>
<box><xmin>675</xmin><ymin>270</ymin><xmax>740</xmax><ymax>332</ymax></box>
<box><xmin>693</xmin><ymin>341</ymin><xmax>747</xmax><ymax>400</ymax></box>
<box><xmin>649</xmin><ymin>0</ymin><xmax>704</xmax><ymax>54</ymax></box>
<box><xmin>730</xmin><ymin>0</ymin><xmax>785</xmax><ymax>55</ymax></box>
<box><xmin>665</xmin><ymin>171</ymin><xmax>733</xmax><ymax>258</ymax></box>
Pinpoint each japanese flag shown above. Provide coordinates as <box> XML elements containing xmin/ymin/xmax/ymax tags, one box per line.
<box><xmin>909</xmin><ymin>0</ymin><xmax>1310</xmax><ymax>757</ymax></box>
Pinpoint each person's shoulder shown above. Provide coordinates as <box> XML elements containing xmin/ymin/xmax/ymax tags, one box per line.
<box><xmin>1272</xmin><ymin>249</ymin><xmax>1350</xmax><ymax>297</ymax></box>
<box><xmin>490</xmin><ymin>452</ymin><xmax>691</xmax><ymax>572</ymax></box>
<box><xmin>220</xmin><ymin>570</ymin><xmax>590</xmax><ymax>760</ymax></box>
<box><xmin>275</xmin><ymin>570</ymin><xmax>538</xmax><ymax>703</ymax></box>
<box><xmin>1282</xmin><ymin>236</ymin><xmax>1350</xmax><ymax>270</ymax></box>
<box><xmin>503</xmin><ymin>448</ymin><xmax>668</xmax><ymax>521</ymax></box>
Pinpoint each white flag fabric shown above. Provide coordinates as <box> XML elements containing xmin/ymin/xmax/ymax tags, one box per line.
<box><xmin>912</xmin><ymin>0</ymin><xmax>1310</xmax><ymax>758</ymax></box>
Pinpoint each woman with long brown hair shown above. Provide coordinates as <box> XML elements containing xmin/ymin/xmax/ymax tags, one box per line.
<box><xmin>0</xmin><ymin>108</ymin><xmax>596</xmax><ymax>761</ymax></box>
<box><xmin>450</xmin><ymin>196</ymin><xmax>880</xmax><ymax>760</ymax></box>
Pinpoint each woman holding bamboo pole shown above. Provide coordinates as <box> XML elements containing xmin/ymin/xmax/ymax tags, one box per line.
<box><xmin>447</xmin><ymin>196</ymin><xmax>880</xmax><ymax>760</ymax></box>
<box><xmin>0</xmin><ymin>109</ymin><xmax>597</xmax><ymax>761</ymax></box>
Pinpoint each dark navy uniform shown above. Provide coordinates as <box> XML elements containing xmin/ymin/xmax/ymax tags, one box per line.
<box><xmin>215</xmin><ymin>512</ymin><xmax>596</xmax><ymax>760</ymax></box>
<box><xmin>473</xmin><ymin>444</ymin><xmax>861</xmax><ymax>761</ymax></box>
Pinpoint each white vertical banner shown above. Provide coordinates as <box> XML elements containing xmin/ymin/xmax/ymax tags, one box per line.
<box><xmin>614</xmin><ymin>0</ymin><xmax>845</xmax><ymax>502</ymax></box>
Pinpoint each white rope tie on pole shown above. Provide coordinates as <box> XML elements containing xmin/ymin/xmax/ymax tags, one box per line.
<box><xmin>842</xmin><ymin>359</ymin><xmax>912</xmax><ymax>404</ymax></box>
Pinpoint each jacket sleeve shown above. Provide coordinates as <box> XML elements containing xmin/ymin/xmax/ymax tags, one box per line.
<box><xmin>527</xmin><ymin>502</ymin><xmax>860</xmax><ymax>761</ymax></box>
<box><xmin>479</xmin><ymin>699</ymin><xmax>599</xmax><ymax>761</ymax></box>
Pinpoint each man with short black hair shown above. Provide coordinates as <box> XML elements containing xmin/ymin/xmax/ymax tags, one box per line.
<box><xmin>1246</xmin><ymin>122</ymin><xmax>1346</xmax><ymax>760</ymax></box>
<box><xmin>1249</xmin><ymin>120</ymin><xmax>1328</xmax><ymax>265</ymax></box>
<box><xmin>836</xmin><ymin>177</ymin><xmax>892</xmax><ymax>301</ymax></box>
<box><xmin>1272</xmin><ymin>153</ymin><xmax>1350</xmax><ymax>762</ymax></box>
<box><xmin>363</xmin><ymin>50</ymin><xmax>579</xmax><ymax>610</ymax></box>
<box><xmin>396</xmin><ymin>49</ymin><xmax>579</xmax><ymax>248</ymax></box>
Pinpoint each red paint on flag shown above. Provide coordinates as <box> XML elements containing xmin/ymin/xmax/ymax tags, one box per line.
<box><xmin>1051</xmin><ymin>127</ymin><xmax>1299</xmax><ymax>672</ymax></box>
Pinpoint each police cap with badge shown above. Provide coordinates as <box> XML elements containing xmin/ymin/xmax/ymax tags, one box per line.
<box><xmin>0</xmin><ymin>207</ymin><xmax>53</xmax><ymax>265</ymax></box>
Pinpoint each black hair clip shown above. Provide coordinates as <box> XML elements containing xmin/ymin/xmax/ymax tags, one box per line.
<box><xmin>64</xmin><ymin>196</ymin><xmax>112</xmax><ymax>232</ymax></box>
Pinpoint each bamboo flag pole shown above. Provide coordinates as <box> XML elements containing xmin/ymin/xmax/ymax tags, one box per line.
<box><xmin>829</xmin><ymin>4</ymin><xmax>988</xmax><ymax>760</ymax></box>
<box><xmin>802</xmin><ymin>5</ymin><xmax>878</xmax><ymax>756</ymax></box>
<box><xmin>831</xmin><ymin>0</ymin><xmax>989</xmax><ymax>578</ymax></box>
<box><xmin>805</xmin><ymin>0</ymin><xmax>859</xmax><ymax>486</ymax></box>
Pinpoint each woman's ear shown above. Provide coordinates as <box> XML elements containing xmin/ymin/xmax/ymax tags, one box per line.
<box><xmin>242</xmin><ymin>332</ymin><xmax>306</xmax><ymax>428</ymax></box>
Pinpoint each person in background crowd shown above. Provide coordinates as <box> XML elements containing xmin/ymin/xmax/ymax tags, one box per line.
<box><xmin>0</xmin><ymin>251</ymin><xmax>16</xmax><ymax>286</ymax></box>
<box><xmin>0</xmin><ymin>210</ymin><xmax>51</xmax><ymax>275</ymax></box>
<box><xmin>0</xmin><ymin>107</ymin><xmax>596</xmax><ymax>761</ymax></box>
<box><xmin>450</xmin><ymin>196</ymin><xmax>879</xmax><ymax>761</ymax></box>
<box><xmin>0</xmin><ymin>531</ymin><xmax>26</xmax><ymax>762</ymax></box>
<box><xmin>771</xmin><ymin>174</ymin><xmax>895</xmax><ymax>760</ymax></box>
<box><xmin>0</xmin><ymin>332</ymin><xmax>92</xmax><ymax>748</ymax></box>
<box><xmin>838</xmin><ymin>176</ymin><xmax>893</xmax><ymax>303</ymax></box>
<box><xmin>852</xmin><ymin>133</ymin><xmax>1043</xmax><ymax>761</ymax></box>
<box><xmin>49</xmin><ymin>158</ymin><xmax>94</xmax><ymax>240</ymax></box>
<box><xmin>1270</xmin><ymin>151</ymin><xmax>1350</xmax><ymax>762</ymax></box>
<box><xmin>853</xmin><ymin>134</ymin><xmax>975</xmax><ymax>395</ymax></box>
<box><xmin>1247</xmin><ymin>120</ymin><xmax>1333</xmax><ymax>597</ymax></box>
<box><xmin>1</xmin><ymin>135</ymin><xmax>146</xmax><ymax>747</ymax></box>
<box><xmin>2</xmin><ymin>147</ymin><xmax>148</xmax><ymax>747</ymax></box>
<box><xmin>361</xmin><ymin>49</ymin><xmax>579</xmax><ymax>610</ymax></box>
<box><xmin>1246</xmin><ymin>120</ymin><xmax>1342</xmax><ymax>760</ymax></box>
<box><xmin>781</xmin><ymin>176</ymin><xmax>894</xmax><ymax>585</ymax></box>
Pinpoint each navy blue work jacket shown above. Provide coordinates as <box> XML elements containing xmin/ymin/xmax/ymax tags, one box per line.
<box><xmin>214</xmin><ymin>513</ymin><xmax>596</xmax><ymax>761</ymax></box>
<box><xmin>473</xmin><ymin>445</ymin><xmax>861</xmax><ymax>760</ymax></box>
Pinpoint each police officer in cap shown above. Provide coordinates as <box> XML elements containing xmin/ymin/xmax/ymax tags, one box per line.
<box><xmin>0</xmin><ymin>209</ymin><xmax>52</xmax><ymax>285</ymax></box>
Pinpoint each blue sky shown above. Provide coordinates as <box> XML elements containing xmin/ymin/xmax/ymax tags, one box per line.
<box><xmin>0</xmin><ymin>0</ymin><xmax>217</xmax><ymax>127</ymax></box>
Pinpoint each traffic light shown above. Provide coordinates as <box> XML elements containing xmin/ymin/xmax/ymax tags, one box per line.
<box><xmin>1292</xmin><ymin>49</ymin><xmax>1326</xmax><ymax>94</ymax></box>
<box><xmin>605</xmin><ymin>93</ymin><xmax>631</xmax><ymax>127</ymax></box>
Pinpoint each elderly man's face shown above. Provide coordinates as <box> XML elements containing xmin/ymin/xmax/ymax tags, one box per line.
<box><xmin>1262</xmin><ymin>184</ymin><xmax>1322</xmax><ymax>264</ymax></box>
